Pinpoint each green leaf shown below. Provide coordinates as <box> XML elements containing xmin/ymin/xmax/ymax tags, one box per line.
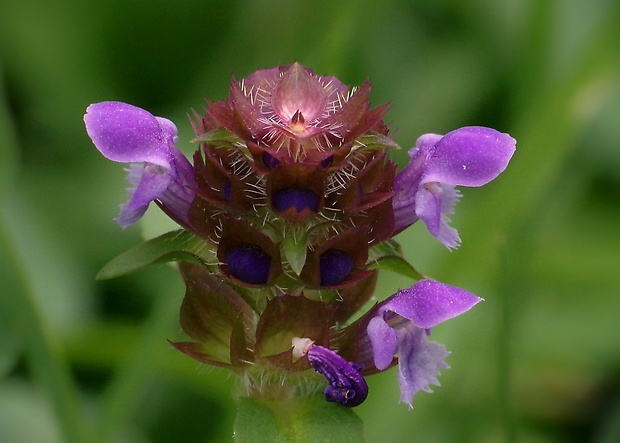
<box><xmin>234</xmin><ymin>394</ymin><xmax>366</xmax><ymax>443</ymax></box>
<box><xmin>234</xmin><ymin>398</ymin><xmax>292</xmax><ymax>443</ymax></box>
<box><xmin>366</xmin><ymin>239</ymin><xmax>425</xmax><ymax>281</ymax></box>
<box><xmin>281</xmin><ymin>228</ymin><xmax>308</xmax><ymax>276</ymax></box>
<box><xmin>367</xmin><ymin>255</ymin><xmax>425</xmax><ymax>281</ymax></box>
<box><xmin>96</xmin><ymin>230</ymin><xmax>211</xmax><ymax>280</ymax></box>
<box><xmin>291</xmin><ymin>394</ymin><xmax>366</xmax><ymax>443</ymax></box>
<box><xmin>367</xmin><ymin>238</ymin><xmax>403</xmax><ymax>261</ymax></box>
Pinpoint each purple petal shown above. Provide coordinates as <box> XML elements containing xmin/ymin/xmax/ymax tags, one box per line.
<box><xmin>84</xmin><ymin>102</ymin><xmax>175</xmax><ymax>167</ymax></box>
<box><xmin>391</xmin><ymin>147</ymin><xmax>425</xmax><ymax>232</ymax></box>
<box><xmin>367</xmin><ymin>316</ymin><xmax>399</xmax><ymax>370</ymax></box>
<box><xmin>414</xmin><ymin>183</ymin><xmax>442</xmax><ymax>235</ymax></box>
<box><xmin>85</xmin><ymin>101</ymin><xmax>196</xmax><ymax>227</ymax></box>
<box><xmin>414</xmin><ymin>183</ymin><xmax>461</xmax><ymax>249</ymax></box>
<box><xmin>421</xmin><ymin>126</ymin><xmax>516</xmax><ymax>187</ymax></box>
<box><xmin>397</xmin><ymin>325</ymin><xmax>450</xmax><ymax>408</ymax></box>
<box><xmin>392</xmin><ymin>126</ymin><xmax>515</xmax><ymax>245</ymax></box>
<box><xmin>155</xmin><ymin>117</ymin><xmax>179</xmax><ymax>142</ymax></box>
<box><xmin>414</xmin><ymin>133</ymin><xmax>442</xmax><ymax>151</ymax></box>
<box><xmin>379</xmin><ymin>280</ymin><xmax>482</xmax><ymax>329</ymax></box>
<box><xmin>116</xmin><ymin>164</ymin><xmax>171</xmax><ymax>227</ymax></box>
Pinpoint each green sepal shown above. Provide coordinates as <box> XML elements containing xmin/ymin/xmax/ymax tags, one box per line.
<box><xmin>281</xmin><ymin>228</ymin><xmax>308</xmax><ymax>276</ymax></box>
<box><xmin>355</xmin><ymin>133</ymin><xmax>401</xmax><ymax>151</ymax></box>
<box><xmin>233</xmin><ymin>394</ymin><xmax>366</xmax><ymax>443</ymax></box>
<box><xmin>177</xmin><ymin>262</ymin><xmax>255</xmax><ymax>367</ymax></box>
<box><xmin>367</xmin><ymin>238</ymin><xmax>403</xmax><ymax>261</ymax></box>
<box><xmin>191</xmin><ymin>128</ymin><xmax>242</xmax><ymax>149</ymax></box>
<box><xmin>255</xmin><ymin>294</ymin><xmax>331</xmax><ymax>361</ymax></box>
<box><xmin>96</xmin><ymin>230</ymin><xmax>211</xmax><ymax>280</ymax></box>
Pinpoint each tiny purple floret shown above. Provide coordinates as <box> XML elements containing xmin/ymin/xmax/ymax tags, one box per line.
<box><xmin>366</xmin><ymin>279</ymin><xmax>482</xmax><ymax>407</ymax></box>
<box><xmin>392</xmin><ymin>126</ymin><xmax>516</xmax><ymax>248</ymax></box>
<box><xmin>84</xmin><ymin>101</ymin><xmax>195</xmax><ymax>227</ymax></box>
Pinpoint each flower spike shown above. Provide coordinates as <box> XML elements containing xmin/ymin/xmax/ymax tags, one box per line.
<box><xmin>87</xmin><ymin>64</ymin><xmax>513</xmax><ymax>412</ymax></box>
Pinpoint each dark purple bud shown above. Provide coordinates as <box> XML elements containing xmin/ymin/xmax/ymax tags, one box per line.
<box><xmin>223</xmin><ymin>180</ymin><xmax>232</xmax><ymax>202</ymax></box>
<box><xmin>319</xmin><ymin>249</ymin><xmax>353</xmax><ymax>286</ymax></box>
<box><xmin>225</xmin><ymin>244</ymin><xmax>271</xmax><ymax>285</ymax></box>
<box><xmin>306</xmin><ymin>345</ymin><xmax>368</xmax><ymax>407</ymax></box>
<box><xmin>272</xmin><ymin>187</ymin><xmax>319</xmax><ymax>214</ymax></box>
<box><xmin>320</xmin><ymin>155</ymin><xmax>334</xmax><ymax>168</ymax></box>
<box><xmin>262</xmin><ymin>152</ymin><xmax>281</xmax><ymax>170</ymax></box>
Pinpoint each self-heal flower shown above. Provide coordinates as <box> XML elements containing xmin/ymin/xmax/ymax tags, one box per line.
<box><xmin>392</xmin><ymin>126</ymin><xmax>516</xmax><ymax>248</ymax></box>
<box><xmin>87</xmin><ymin>64</ymin><xmax>512</xmax><ymax>414</ymax></box>
<box><xmin>366</xmin><ymin>280</ymin><xmax>482</xmax><ymax>407</ymax></box>
<box><xmin>84</xmin><ymin>102</ymin><xmax>196</xmax><ymax>227</ymax></box>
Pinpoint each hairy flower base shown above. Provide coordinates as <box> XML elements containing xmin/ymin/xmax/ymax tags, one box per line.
<box><xmin>85</xmin><ymin>62</ymin><xmax>515</xmax><ymax>410</ymax></box>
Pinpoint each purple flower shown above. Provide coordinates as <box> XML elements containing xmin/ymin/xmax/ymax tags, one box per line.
<box><xmin>392</xmin><ymin>126</ymin><xmax>516</xmax><ymax>248</ymax></box>
<box><xmin>366</xmin><ymin>280</ymin><xmax>482</xmax><ymax>408</ymax></box>
<box><xmin>84</xmin><ymin>101</ymin><xmax>196</xmax><ymax>227</ymax></box>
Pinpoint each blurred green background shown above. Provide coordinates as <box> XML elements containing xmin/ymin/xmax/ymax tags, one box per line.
<box><xmin>1</xmin><ymin>0</ymin><xmax>619</xmax><ymax>442</ymax></box>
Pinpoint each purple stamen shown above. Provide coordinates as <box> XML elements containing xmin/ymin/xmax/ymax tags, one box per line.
<box><xmin>306</xmin><ymin>345</ymin><xmax>368</xmax><ymax>407</ymax></box>
<box><xmin>319</xmin><ymin>249</ymin><xmax>353</xmax><ymax>286</ymax></box>
<box><xmin>225</xmin><ymin>244</ymin><xmax>271</xmax><ymax>285</ymax></box>
<box><xmin>272</xmin><ymin>187</ymin><xmax>319</xmax><ymax>214</ymax></box>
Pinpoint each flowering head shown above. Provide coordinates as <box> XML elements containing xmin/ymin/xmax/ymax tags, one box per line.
<box><xmin>86</xmin><ymin>63</ymin><xmax>514</xmax><ymax>411</ymax></box>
